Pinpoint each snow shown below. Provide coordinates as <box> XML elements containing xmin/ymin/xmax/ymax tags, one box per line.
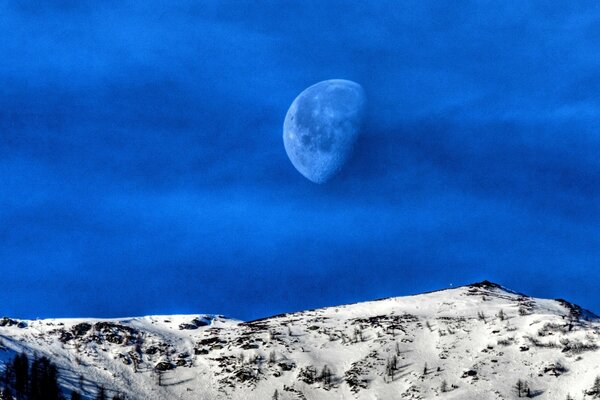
<box><xmin>1</xmin><ymin>282</ymin><xmax>599</xmax><ymax>399</ymax></box>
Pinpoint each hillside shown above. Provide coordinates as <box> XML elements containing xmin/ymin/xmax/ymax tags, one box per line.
<box><xmin>1</xmin><ymin>281</ymin><xmax>600</xmax><ymax>399</ymax></box>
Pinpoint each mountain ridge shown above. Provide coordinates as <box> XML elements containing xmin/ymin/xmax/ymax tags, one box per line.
<box><xmin>1</xmin><ymin>281</ymin><xmax>600</xmax><ymax>399</ymax></box>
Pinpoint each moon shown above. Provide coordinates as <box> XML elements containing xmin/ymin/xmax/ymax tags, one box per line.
<box><xmin>283</xmin><ymin>79</ymin><xmax>366</xmax><ymax>184</ymax></box>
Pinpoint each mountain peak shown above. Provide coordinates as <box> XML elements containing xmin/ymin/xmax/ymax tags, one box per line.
<box><xmin>466</xmin><ymin>279</ymin><xmax>505</xmax><ymax>289</ymax></box>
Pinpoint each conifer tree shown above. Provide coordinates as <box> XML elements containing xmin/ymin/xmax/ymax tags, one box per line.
<box><xmin>29</xmin><ymin>356</ymin><xmax>61</xmax><ymax>400</ymax></box>
<box><xmin>13</xmin><ymin>352</ymin><xmax>29</xmax><ymax>398</ymax></box>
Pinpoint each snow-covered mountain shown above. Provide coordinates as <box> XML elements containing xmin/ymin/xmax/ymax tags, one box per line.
<box><xmin>2</xmin><ymin>281</ymin><xmax>600</xmax><ymax>399</ymax></box>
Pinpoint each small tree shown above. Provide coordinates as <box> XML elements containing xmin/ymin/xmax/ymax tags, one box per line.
<box><xmin>320</xmin><ymin>365</ymin><xmax>332</xmax><ymax>388</ymax></box>
<box><xmin>497</xmin><ymin>309</ymin><xmax>506</xmax><ymax>321</ymax></box>
<box><xmin>385</xmin><ymin>356</ymin><xmax>397</xmax><ymax>382</ymax></box>
<box><xmin>272</xmin><ymin>389</ymin><xmax>279</xmax><ymax>400</ymax></box>
<box><xmin>519</xmin><ymin>306</ymin><xmax>529</xmax><ymax>316</ymax></box>
<box><xmin>353</xmin><ymin>326</ymin><xmax>364</xmax><ymax>342</ymax></box>
<box><xmin>154</xmin><ymin>363</ymin><xmax>169</xmax><ymax>387</ymax></box>
<box><xmin>592</xmin><ymin>376</ymin><xmax>600</xmax><ymax>397</ymax></box>
<box><xmin>477</xmin><ymin>311</ymin><xmax>487</xmax><ymax>323</ymax></box>
<box><xmin>515</xmin><ymin>379</ymin><xmax>528</xmax><ymax>398</ymax></box>
<box><xmin>441</xmin><ymin>380</ymin><xmax>448</xmax><ymax>393</ymax></box>
<box><xmin>71</xmin><ymin>391</ymin><xmax>82</xmax><ymax>400</ymax></box>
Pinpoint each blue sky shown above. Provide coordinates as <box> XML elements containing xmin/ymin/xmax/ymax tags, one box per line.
<box><xmin>1</xmin><ymin>1</ymin><xmax>600</xmax><ymax>319</ymax></box>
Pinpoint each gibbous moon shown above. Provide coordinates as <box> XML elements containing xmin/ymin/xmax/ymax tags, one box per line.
<box><xmin>283</xmin><ymin>79</ymin><xmax>366</xmax><ymax>184</ymax></box>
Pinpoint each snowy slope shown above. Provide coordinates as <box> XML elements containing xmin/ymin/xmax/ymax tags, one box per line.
<box><xmin>1</xmin><ymin>281</ymin><xmax>600</xmax><ymax>399</ymax></box>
